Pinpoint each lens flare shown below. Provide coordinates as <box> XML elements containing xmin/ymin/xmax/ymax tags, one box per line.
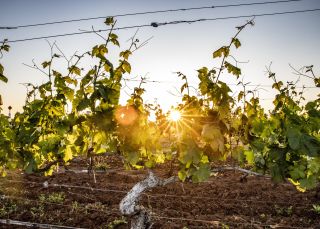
<box><xmin>168</xmin><ymin>110</ymin><xmax>181</xmax><ymax>122</ymax></box>
<box><xmin>115</xmin><ymin>106</ymin><xmax>138</xmax><ymax>125</ymax></box>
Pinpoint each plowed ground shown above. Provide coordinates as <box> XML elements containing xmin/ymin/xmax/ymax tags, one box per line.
<box><xmin>0</xmin><ymin>156</ymin><xmax>319</xmax><ymax>229</ymax></box>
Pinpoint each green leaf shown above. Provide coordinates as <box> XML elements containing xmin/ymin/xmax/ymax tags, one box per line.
<box><xmin>102</xmin><ymin>59</ymin><xmax>114</xmax><ymax>74</ymax></box>
<box><xmin>179</xmin><ymin>139</ymin><xmax>201</xmax><ymax>167</ymax></box>
<box><xmin>243</xmin><ymin>150</ymin><xmax>254</xmax><ymax>165</ymax></box>
<box><xmin>287</xmin><ymin>127</ymin><xmax>301</xmax><ymax>150</ymax></box>
<box><xmin>213</xmin><ymin>46</ymin><xmax>229</xmax><ymax>58</ymax></box>
<box><xmin>64</xmin><ymin>76</ymin><xmax>77</xmax><ymax>86</ymax></box>
<box><xmin>238</xmin><ymin>91</ymin><xmax>244</xmax><ymax>102</ymax></box>
<box><xmin>1</xmin><ymin>44</ymin><xmax>10</xmax><ymax>52</ymax></box>
<box><xmin>302</xmin><ymin>135</ymin><xmax>320</xmax><ymax>157</ymax></box>
<box><xmin>289</xmin><ymin>164</ymin><xmax>306</xmax><ymax>180</ymax></box>
<box><xmin>126</xmin><ymin>151</ymin><xmax>140</xmax><ymax>166</ymax></box>
<box><xmin>178</xmin><ymin>169</ymin><xmax>187</xmax><ymax>182</ymax></box>
<box><xmin>201</xmin><ymin>124</ymin><xmax>222</xmax><ymax>141</ymax></box>
<box><xmin>224</xmin><ymin>61</ymin><xmax>241</xmax><ymax>78</ymax></box>
<box><xmin>120</xmin><ymin>50</ymin><xmax>132</xmax><ymax>60</ymax></box>
<box><xmin>192</xmin><ymin>163</ymin><xmax>211</xmax><ymax>183</ymax></box>
<box><xmin>104</xmin><ymin>17</ymin><xmax>114</xmax><ymax>25</ymax></box>
<box><xmin>299</xmin><ymin>176</ymin><xmax>317</xmax><ymax>190</ymax></box>
<box><xmin>0</xmin><ymin>73</ymin><xmax>8</xmax><ymax>83</ymax></box>
<box><xmin>110</xmin><ymin>33</ymin><xmax>120</xmax><ymax>46</ymax></box>
<box><xmin>69</xmin><ymin>65</ymin><xmax>81</xmax><ymax>76</ymax></box>
<box><xmin>93</xmin><ymin>131</ymin><xmax>107</xmax><ymax>144</ymax></box>
<box><xmin>232</xmin><ymin>38</ymin><xmax>241</xmax><ymax>48</ymax></box>
<box><xmin>63</xmin><ymin>88</ymin><xmax>74</xmax><ymax>101</ymax></box>
<box><xmin>180</xmin><ymin>83</ymin><xmax>187</xmax><ymax>93</ymax></box>
<box><xmin>122</xmin><ymin>61</ymin><xmax>131</xmax><ymax>73</ymax></box>
<box><xmin>64</xmin><ymin>145</ymin><xmax>74</xmax><ymax>162</ymax></box>
<box><xmin>0</xmin><ymin>63</ymin><xmax>4</xmax><ymax>74</ymax></box>
<box><xmin>92</xmin><ymin>45</ymin><xmax>99</xmax><ymax>57</ymax></box>
<box><xmin>270</xmin><ymin>164</ymin><xmax>285</xmax><ymax>183</ymax></box>
<box><xmin>25</xmin><ymin>160</ymin><xmax>35</xmax><ymax>174</ymax></box>
<box><xmin>99</xmin><ymin>44</ymin><xmax>108</xmax><ymax>56</ymax></box>
<box><xmin>77</xmin><ymin>98</ymin><xmax>90</xmax><ymax>111</ymax></box>
<box><xmin>272</xmin><ymin>81</ymin><xmax>283</xmax><ymax>90</ymax></box>
<box><xmin>41</xmin><ymin>61</ymin><xmax>51</xmax><ymax>69</ymax></box>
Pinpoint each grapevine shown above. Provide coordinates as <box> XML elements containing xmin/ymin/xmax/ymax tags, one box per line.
<box><xmin>0</xmin><ymin>16</ymin><xmax>319</xmax><ymax>215</ymax></box>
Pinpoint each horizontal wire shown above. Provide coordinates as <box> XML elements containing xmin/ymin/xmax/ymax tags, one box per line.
<box><xmin>151</xmin><ymin>214</ymin><xmax>313</xmax><ymax>229</ymax></box>
<box><xmin>0</xmin><ymin>194</ymin><xmax>120</xmax><ymax>215</ymax></box>
<box><xmin>0</xmin><ymin>179</ymin><xmax>315</xmax><ymax>207</ymax></box>
<box><xmin>6</xmin><ymin>8</ymin><xmax>320</xmax><ymax>43</ymax></box>
<box><xmin>0</xmin><ymin>0</ymin><xmax>304</xmax><ymax>29</ymax></box>
<box><xmin>0</xmin><ymin>219</ymin><xmax>85</xmax><ymax>229</ymax></box>
<box><xmin>126</xmin><ymin>79</ymin><xmax>319</xmax><ymax>88</ymax></box>
<box><xmin>1</xmin><ymin>196</ymin><xmax>312</xmax><ymax>229</ymax></box>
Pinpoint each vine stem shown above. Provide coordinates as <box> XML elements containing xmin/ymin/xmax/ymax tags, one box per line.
<box><xmin>212</xmin><ymin>166</ymin><xmax>267</xmax><ymax>177</ymax></box>
<box><xmin>119</xmin><ymin>171</ymin><xmax>178</xmax><ymax>229</ymax></box>
<box><xmin>215</xmin><ymin>18</ymin><xmax>254</xmax><ymax>83</ymax></box>
<box><xmin>119</xmin><ymin>166</ymin><xmax>267</xmax><ymax>228</ymax></box>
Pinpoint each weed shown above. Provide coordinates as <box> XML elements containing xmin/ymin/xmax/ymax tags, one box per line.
<box><xmin>107</xmin><ymin>217</ymin><xmax>127</xmax><ymax>229</ymax></box>
<box><xmin>312</xmin><ymin>204</ymin><xmax>320</xmax><ymax>214</ymax></box>
<box><xmin>30</xmin><ymin>205</ymin><xmax>44</xmax><ymax>219</ymax></box>
<box><xmin>274</xmin><ymin>205</ymin><xmax>293</xmax><ymax>216</ymax></box>
<box><xmin>221</xmin><ymin>223</ymin><xmax>230</xmax><ymax>229</ymax></box>
<box><xmin>0</xmin><ymin>201</ymin><xmax>17</xmax><ymax>217</ymax></box>
<box><xmin>71</xmin><ymin>201</ymin><xmax>80</xmax><ymax>213</ymax></box>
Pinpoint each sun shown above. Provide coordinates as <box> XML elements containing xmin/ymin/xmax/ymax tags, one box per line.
<box><xmin>168</xmin><ymin>110</ymin><xmax>181</xmax><ymax>122</ymax></box>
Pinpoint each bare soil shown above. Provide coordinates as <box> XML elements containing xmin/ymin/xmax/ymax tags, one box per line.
<box><xmin>0</xmin><ymin>155</ymin><xmax>319</xmax><ymax>229</ymax></box>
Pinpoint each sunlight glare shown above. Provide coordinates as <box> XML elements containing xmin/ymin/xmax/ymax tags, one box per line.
<box><xmin>169</xmin><ymin>110</ymin><xmax>181</xmax><ymax>122</ymax></box>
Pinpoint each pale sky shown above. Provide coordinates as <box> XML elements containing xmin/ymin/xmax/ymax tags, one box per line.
<box><xmin>0</xmin><ymin>0</ymin><xmax>319</xmax><ymax>115</ymax></box>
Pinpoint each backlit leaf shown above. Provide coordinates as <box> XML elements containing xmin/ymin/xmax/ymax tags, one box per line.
<box><xmin>192</xmin><ymin>163</ymin><xmax>211</xmax><ymax>183</ymax></box>
<box><xmin>41</xmin><ymin>61</ymin><xmax>51</xmax><ymax>69</ymax></box>
<box><xmin>232</xmin><ymin>38</ymin><xmax>241</xmax><ymax>48</ymax></box>
<box><xmin>104</xmin><ymin>17</ymin><xmax>114</xmax><ymax>25</ymax></box>
<box><xmin>122</xmin><ymin>61</ymin><xmax>131</xmax><ymax>73</ymax></box>
<box><xmin>0</xmin><ymin>73</ymin><xmax>8</xmax><ymax>83</ymax></box>
<box><xmin>287</xmin><ymin>127</ymin><xmax>301</xmax><ymax>150</ymax></box>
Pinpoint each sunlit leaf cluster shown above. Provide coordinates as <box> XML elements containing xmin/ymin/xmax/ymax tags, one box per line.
<box><xmin>0</xmin><ymin>19</ymin><xmax>319</xmax><ymax>191</ymax></box>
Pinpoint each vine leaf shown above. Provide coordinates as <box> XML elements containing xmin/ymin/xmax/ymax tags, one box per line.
<box><xmin>120</xmin><ymin>50</ymin><xmax>132</xmax><ymax>60</ymax></box>
<box><xmin>272</xmin><ymin>81</ymin><xmax>283</xmax><ymax>90</ymax></box>
<box><xmin>41</xmin><ymin>61</ymin><xmax>51</xmax><ymax>69</ymax></box>
<box><xmin>238</xmin><ymin>91</ymin><xmax>244</xmax><ymax>102</ymax></box>
<box><xmin>122</xmin><ymin>61</ymin><xmax>131</xmax><ymax>73</ymax></box>
<box><xmin>192</xmin><ymin>163</ymin><xmax>211</xmax><ymax>183</ymax></box>
<box><xmin>64</xmin><ymin>145</ymin><xmax>75</xmax><ymax>162</ymax></box>
<box><xmin>180</xmin><ymin>83</ymin><xmax>187</xmax><ymax>93</ymax></box>
<box><xmin>0</xmin><ymin>64</ymin><xmax>4</xmax><ymax>74</ymax></box>
<box><xmin>243</xmin><ymin>150</ymin><xmax>254</xmax><ymax>165</ymax></box>
<box><xmin>69</xmin><ymin>65</ymin><xmax>81</xmax><ymax>76</ymax></box>
<box><xmin>110</xmin><ymin>33</ymin><xmax>120</xmax><ymax>46</ymax></box>
<box><xmin>179</xmin><ymin>140</ymin><xmax>201</xmax><ymax>168</ymax></box>
<box><xmin>178</xmin><ymin>168</ymin><xmax>187</xmax><ymax>182</ymax></box>
<box><xmin>224</xmin><ymin>61</ymin><xmax>241</xmax><ymax>78</ymax></box>
<box><xmin>212</xmin><ymin>46</ymin><xmax>229</xmax><ymax>58</ymax></box>
<box><xmin>0</xmin><ymin>73</ymin><xmax>8</xmax><ymax>83</ymax></box>
<box><xmin>289</xmin><ymin>164</ymin><xmax>306</xmax><ymax>180</ymax></box>
<box><xmin>232</xmin><ymin>38</ymin><xmax>241</xmax><ymax>49</ymax></box>
<box><xmin>104</xmin><ymin>17</ymin><xmax>114</xmax><ymax>26</ymax></box>
<box><xmin>299</xmin><ymin>176</ymin><xmax>317</xmax><ymax>190</ymax></box>
<box><xmin>287</xmin><ymin>127</ymin><xmax>301</xmax><ymax>150</ymax></box>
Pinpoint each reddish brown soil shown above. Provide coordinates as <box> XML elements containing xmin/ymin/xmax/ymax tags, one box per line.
<box><xmin>0</xmin><ymin>156</ymin><xmax>319</xmax><ymax>229</ymax></box>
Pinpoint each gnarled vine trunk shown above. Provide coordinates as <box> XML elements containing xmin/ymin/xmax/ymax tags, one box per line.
<box><xmin>119</xmin><ymin>171</ymin><xmax>177</xmax><ymax>229</ymax></box>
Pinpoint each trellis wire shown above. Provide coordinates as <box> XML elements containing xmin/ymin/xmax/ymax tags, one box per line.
<box><xmin>151</xmin><ymin>214</ymin><xmax>313</xmax><ymax>229</ymax></box>
<box><xmin>0</xmin><ymin>219</ymin><xmax>86</xmax><ymax>229</ymax></box>
<box><xmin>0</xmin><ymin>179</ymin><xmax>316</xmax><ymax>207</ymax></box>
